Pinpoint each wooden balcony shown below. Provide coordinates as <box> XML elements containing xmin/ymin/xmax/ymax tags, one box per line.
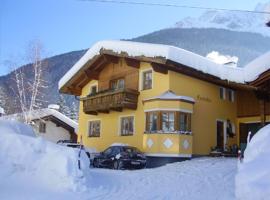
<box><xmin>82</xmin><ymin>88</ymin><xmax>139</xmax><ymax>115</ymax></box>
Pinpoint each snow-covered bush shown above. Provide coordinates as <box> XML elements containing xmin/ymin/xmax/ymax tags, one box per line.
<box><xmin>236</xmin><ymin>124</ymin><xmax>270</xmax><ymax>200</ymax></box>
<box><xmin>0</xmin><ymin>120</ymin><xmax>89</xmax><ymax>192</ymax></box>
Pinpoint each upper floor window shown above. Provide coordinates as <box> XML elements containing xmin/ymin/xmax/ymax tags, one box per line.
<box><xmin>142</xmin><ymin>70</ymin><xmax>152</xmax><ymax>90</ymax></box>
<box><xmin>88</xmin><ymin>120</ymin><xmax>101</xmax><ymax>137</ymax></box>
<box><xmin>227</xmin><ymin>89</ymin><xmax>235</xmax><ymax>102</ymax></box>
<box><xmin>39</xmin><ymin>121</ymin><xmax>46</xmax><ymax>133</ymax></box>
<box><xmin>219</xmin><ymin>87</ymin><xmax>226</xmax><ymax>100</ymax></box>
<box><xmin>90</xmin><ymin>85</ymin><xmax>97</xmax><ymax>95</ymax></box>
<box><xmin>120</xmin><ymin>116</ymin><xmax>134</xmax><ymax>136</ymax></box>
<box><xmin>110</xmin><ymin>78</ymin><xmax>125</xmax><ymax>90</ymax></box>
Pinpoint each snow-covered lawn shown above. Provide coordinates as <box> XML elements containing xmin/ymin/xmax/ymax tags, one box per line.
<box><xmin>0</xmin><ymin>120</ymin><xmax>237</xmax><ymax>200</ymax></box>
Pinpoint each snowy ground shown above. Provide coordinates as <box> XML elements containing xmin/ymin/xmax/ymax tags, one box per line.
<box><xmin>0</xmin><ymin>157</ymin><xmax>237</xmax><ymax>200</ymax></box>
<box><xmin>0</xmin><ymin>119</ymin><xmax>237</xmax><ymax>200</ymax></box>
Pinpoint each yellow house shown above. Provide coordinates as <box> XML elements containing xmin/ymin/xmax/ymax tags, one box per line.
<box><xmin>59</xmin><ymin>40</ymin><xmax>270</xmax><ymax>159</ymax></box>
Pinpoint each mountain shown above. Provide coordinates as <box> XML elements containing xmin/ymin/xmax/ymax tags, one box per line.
<box><xmin>1</xmin><ymin>3</ymin><xmax>270</xmax><ymax>114</ymax></box>
<box><xmin>131</xmin><ymin>28</ymin><xmax>270</xmax><ymax>67</ymax></box>
<box><xmin>174</xmin><ymin>2</ymin><xmax>270</xmax><ymax>37</ymax></box>
<box><xmin>0</xmin><ymin>50</ymin><xmax>86</xmax><ymax>114</ymax></box>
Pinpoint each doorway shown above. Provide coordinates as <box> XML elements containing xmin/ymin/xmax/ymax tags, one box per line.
<box><xmin>216</xmin><ymin>121</ymin><xmax>225</xmax><ymax>150</ymax></box>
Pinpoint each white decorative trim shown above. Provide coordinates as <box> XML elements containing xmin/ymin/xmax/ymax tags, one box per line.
<box><xmin>163</xmin><ymin>138</ymin><xmax>173</xmax><ymax>149</ymax></box>
<box><xmin>182</xmin><ymin>139</ymin><xmax>189</xmax><ymax>150</ymax></box>
<box><xmin>139</xmin><ymin>68</ymin><xmax>153</xmax><ymax>91</ymax></box>
<box><xmin>144</xmin><ymin>108</ymin><xmax>193</xmax><ymax>113</ymax></box>
<box><xmin>145</xmin><ymin>153</ymin><xmax>192</xmax><ymax>158</ymax></box>
<box><xmin>118</xmin><ymin>114</ymin><xmax>136</xmax><ymax>136</ymax></box>
<box><xmin>147</xmin><ymin>138</ymin><xmax>154</xmax><ymax>148</ymax></box>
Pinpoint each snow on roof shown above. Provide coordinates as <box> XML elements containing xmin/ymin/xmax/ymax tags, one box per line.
<box><xmin>244</xmin><ymin>51</ymin><xmax>270</xmax><ymax>82</ymax></box>
<box><xmin>144</xmin><ymin>91</ymin><xmax>195</xmax><ymax>103</ymax></box>
<box><xmin>1</xmin><ymin>108</ymin><xmax>78</xmax><ymax>132</ymax></box>
<box><xmin>58</xmin><ymin>40</ymin><xmax>247</xmax><ymax>90</ymax></box>
<box><xmin>59</xmin><ymin>40</ymin><xmax>270</xmax><ymax>90</ymax></box>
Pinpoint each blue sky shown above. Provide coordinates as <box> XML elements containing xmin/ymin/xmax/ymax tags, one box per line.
<box><xmin>0</xmin><ymin>0</ymin><xmax>268</xmax><ymax>75</ymax></box>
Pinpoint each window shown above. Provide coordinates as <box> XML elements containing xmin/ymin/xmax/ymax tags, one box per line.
<box><xmin>219</xmin><ymin>87</ymin><xmax>226</xmax><ymax>100</ymax></box>
<box><xmin>110</xmin><ymin>78</ymin><xmax>125</xmax><ymax>90</ymax></box>
<box><xmin>145</xmin><ymin>111</ymin><xmax>192</xmax><ymax>134</ymax></box>
<box><xmin>120</xmin><ymin>116</ymin><xmax>134</xmax><ymax>136</ymax></box>
<box><xmin>227</xmin><ymin>89</ymin><xmax>235</xmax><ymax>102</ymax></box>
<box><xmin>88</xmin><ymin>120</ymin><xmax>101</xmax><ymax>137</ymax></box>
<box><xmin>179</xmin><ymin>112</ymin><xmax>191</xmax><ymax>132</ymax></box>
<box><xmin>39</xmin><ymin>122</ymin><xmax>46</xmax><ymax>133</ymax></box>
<box><xmin>161</xmin><ymin>111</ymin><xmax>175</xmax><ymax>132</ymax></box>
<box><xmin>90</xmin><ymin>85</ymin><xmax>97</xmax><ymax>95</ymax></box>
<box><xmin>146</xmin><ymin>112</ymin><xmax>158</xmax><ymax>132</ymax></box>
<box><xmin>142</xmin><ymin>70</ymin><xmax>152</xmax><ymax>90</ymax></box>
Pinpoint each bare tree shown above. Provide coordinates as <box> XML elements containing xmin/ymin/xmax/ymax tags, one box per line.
<box><xmin>13</xmin><ymin>40</ymin><xmax>48</xmax><ymax>123</ymax></box>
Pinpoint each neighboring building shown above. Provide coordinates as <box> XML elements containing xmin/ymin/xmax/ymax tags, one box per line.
<box><xmin>1</xmin><ymin>107</ymin><xmax>78</xmax><ymax>143</ymax></box>
<box><xmin>58</xmin><ymin>40</ymin><xmax>270</xmax><ymax>158</ymax></box>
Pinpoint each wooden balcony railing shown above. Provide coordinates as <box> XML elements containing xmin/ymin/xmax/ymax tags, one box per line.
<box><xmin>82</xmin><ymin>88</ymin><xmax>139</xmax><ymax>115</ymax></box>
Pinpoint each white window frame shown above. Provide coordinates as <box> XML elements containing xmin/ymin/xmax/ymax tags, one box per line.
<box><xmin>140</xmin><ymin>68</ymin><xmax>153</xmax><ymax>91</ymax></box>
<box><xmin>87</xmin><ymin>119</ymin><xmax>101</xmax><ymax>137</ymax></box>
<box><xmin>219</xmin><ymin>87</ymin><xmax>226</xmax><ymax>100</ymax></box>
<box><xmin>89</xmin><ymin>83</ymin><xmax>98</xmax><ymax>95</ymax></box>
<box><xmin>118</xmin><ymin>115</ymin><xmax>135</xmax><ymax>136</ymax></box>
<box><xmin>228</xmin><ymin>89</ymin><xmax>235</xmax><ymax>102</ymax></box>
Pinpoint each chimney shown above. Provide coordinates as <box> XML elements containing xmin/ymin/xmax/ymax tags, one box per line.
<box><xmin>48</xmin><ymin>104</ymin><xmax>60</xmax><ymax>111</ymax></box>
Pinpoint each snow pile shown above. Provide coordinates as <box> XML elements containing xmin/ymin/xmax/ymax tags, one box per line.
<box><xmin>0</xmin><ymin>120</ymin><xmax>89</xmax><ymax>192</ymax></box>
<box><xmin>206</xmin><ymin>51</ymin><xmax>238</xmax><ymax>66</ymax></box>
<box><xmin>0</xmin><ymin>119</ymin><xmax>36</xmax><ymax>137</ymax></box>
<box><xmin>236</xmin><ymin>124</ymin><xmax>270</xmax><ymax>200</ymax></box>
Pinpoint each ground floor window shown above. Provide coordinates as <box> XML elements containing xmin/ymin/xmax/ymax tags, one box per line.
<box><xmin>88</xmin><ymin>120</ymin><xmax>101</xmax><ymax>137</ymax></box>
<box><xmin>145</xmin><ymin>111</ymin><xmax>191</xmax><ymax>134</ymax></box>
<box><xmin>39</xmin><ymin>121</ymin><xmax>46</xmax><ymax>133</ymax></box>
<box><xmin>120</xmin><ymin>116</ymin><xmax>134</xmax><ymax>136</ymax></box>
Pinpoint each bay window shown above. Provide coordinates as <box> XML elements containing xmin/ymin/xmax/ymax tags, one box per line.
<box><xmin>145</xmin><ymin>111</ymin><xmax>191</xmax><ymax>134</ymax></box>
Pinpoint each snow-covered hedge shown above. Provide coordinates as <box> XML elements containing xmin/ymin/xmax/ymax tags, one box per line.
<box><xmin>236</xmin><ymin>124</ymin><xmax>270</xmax><ymax>200</ymax></box>
<box><xmin>0</xmin><ymin>120</ymin><xmax>89</xmax><ymax>192</ymax></box>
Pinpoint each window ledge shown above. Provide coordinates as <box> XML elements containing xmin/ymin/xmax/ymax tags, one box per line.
<box><xmin>144</xmin><ymin>131</ymin><xmax>192</xmax><ymax>135</ymax></box>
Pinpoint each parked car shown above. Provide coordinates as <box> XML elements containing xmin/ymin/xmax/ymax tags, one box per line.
<box><xmin>92</xmin><ymin>145</ymin><xmax>147</xmax><ymax>170</ymax></box>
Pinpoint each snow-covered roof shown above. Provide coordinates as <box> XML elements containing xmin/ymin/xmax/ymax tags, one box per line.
<box><xmin>244</xmin><ymin>51</ymin><xmax>270</xmax><ymax>82</ymax></box>
<box><xmin>144</xmin><ymin>91</ymin><xmax>195</xmax><ymax>103</ymax></box>
<box><xmin>0</xmin><ymin>108</ymin><xmax>78</xmax><ymax>132</ymax></box>
<box><xmin>58</xmin><ymin>40</ymin><xmax>270</xmax><ymax>90</ymax></box>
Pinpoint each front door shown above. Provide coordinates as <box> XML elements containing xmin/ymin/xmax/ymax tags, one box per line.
<box><xmin>216</xmin><ymin>121</ymin><xmax>224</xmax><ymax>150</ymax></box>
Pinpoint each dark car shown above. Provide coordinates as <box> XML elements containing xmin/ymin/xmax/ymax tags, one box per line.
<box><xmin>92</xmin><ymin>145</ymin><xmax>147</xmax><ymax>170</ymax></box>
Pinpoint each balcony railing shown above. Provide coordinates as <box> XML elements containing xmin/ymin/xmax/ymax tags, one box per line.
<box><xmin>82</xmin><ymin>88</ymin><xmax>139</xmax><ymax>115</ymax></box>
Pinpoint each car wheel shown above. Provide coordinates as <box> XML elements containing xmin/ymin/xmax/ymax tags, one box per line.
<box><xmin>113</xmin><ymin>160</ymin><xmax>119</xmax><ymax>170</ymax></box>
<box><xmin>93</xmin><ymin>159</ymin><xmax>99</xmax><ymax>168</ymax></box>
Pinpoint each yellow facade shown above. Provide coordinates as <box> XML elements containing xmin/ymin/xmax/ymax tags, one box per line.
<box><xmin>78</xmin><ymin>60</ymin><xmax>239</xmax><ymax>157</ymax></box>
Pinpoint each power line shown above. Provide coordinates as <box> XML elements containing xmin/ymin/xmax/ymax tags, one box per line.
<box><xmin>79</xmin><ymin>0</ymin><xmax>270</xmax><ymax>15</ymax></box>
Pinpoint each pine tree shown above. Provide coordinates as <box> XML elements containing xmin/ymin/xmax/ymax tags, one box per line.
<box><xmin>58</xmin><ymin>94</ymin><xmax>71</xmax><ymax>117</ymax></box>
<box><xmin>70</xmin><ymin>101</ymin><xmax>79</xmax><ymax>122</ymax></box>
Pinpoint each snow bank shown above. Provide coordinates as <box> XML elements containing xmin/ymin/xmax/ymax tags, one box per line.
<box><xmin>236</xmin><ymin>124</ymin><xmax>270</xmax><ymax>200</ymax></box>
<box><xmin>0</xmin><ymin>119</ymin><xmax>36</xmax><ymax>137</ymax></box>
<box><xmin>0</xmin><ymin>120</ymin><xmax>89</xmax><ymax>192</ymax></box>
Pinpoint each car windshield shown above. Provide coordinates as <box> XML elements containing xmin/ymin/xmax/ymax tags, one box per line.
<box><xmin>122</xmin><ymin>147</ymin><xmax>141</xmax><ymax>154</ymax></box>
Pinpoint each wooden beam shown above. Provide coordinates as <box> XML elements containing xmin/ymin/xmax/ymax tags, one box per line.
<box><xmin>151</xmin><ymin>62</ymin><xmax>168</xmax><ymax>74</ymax></box>
<box><xmin>259</xmin><ymin>99</ymin><xmax>266</xmax><ymax>126</ymax></box>
<box><xmin>104</xmin><ymin>54</ymin><xmax>119</xmax><ymax>64</ymax></box>
<box><xmin>84</xmin><ymin>69</ymin><xmax>99</xmax><ymax>80</ymax></box>
<box><xmin>125</xmin><ymin>57</ymin><xmax>140</xmax><ymax>68</ymax></box>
